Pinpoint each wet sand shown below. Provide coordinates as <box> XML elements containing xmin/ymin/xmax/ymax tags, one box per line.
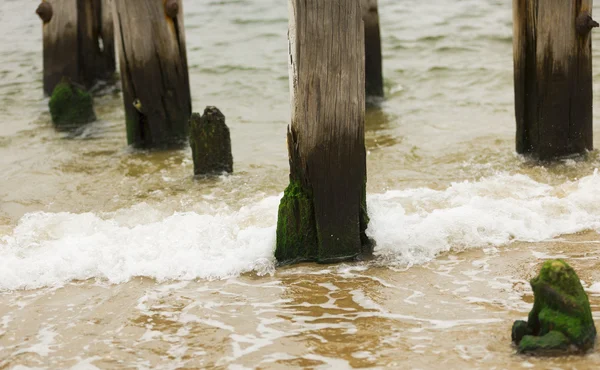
<box><xmin>3</xmin><ymin>232</ymin><xmax>600</xmax><ymax>369</ymax></box>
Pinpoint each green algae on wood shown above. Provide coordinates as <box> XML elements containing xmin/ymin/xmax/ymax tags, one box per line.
<box><xmin>276</xmin><ymin>175</ymin><xmax>372</xmax><ymax>265</ymax></box>
<box><xmin>48</xmin><ymin>77</ymin><xmax>96</xmax><ymax>128</ymax></box>
<box><xmin>512</xmin><ymin>259</ymin><xmax>597</xmax><ymax>355</ymax></box>
<box><xmin>275</xmin><ymin>180</ymin><xmax>318</xmax><ymax>264</ymax></box>
<box><xmin>189</xmin><ymin>107</ymin><xmax>233</xmax><ymax>176</ymax></box>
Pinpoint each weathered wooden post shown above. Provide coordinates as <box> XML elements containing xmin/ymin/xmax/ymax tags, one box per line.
<box><xmin>514</xmin><ymin>0</ymin><xmax>597</xmax><ymax>160</ymax></box>
<box><xmin>113</xmin><ymin>0</ymin><xmax>192</xmax><ymax>149</ymax></box>
<box><xmin>276</xmin><ymin>0</ymin><xmax>370</xmax><ymax>264</ymax></box>
<box><xmin>37</xmin><ymin>0</ymin><xmax>116</xmax><ymax>95</ymax></box>
<box><xmin>362</xmin><ymin>0</ymin><xmax>384</xmax><ymax>98</ymax></box>
<box><xmin>189</xmin><ymin>107</ymin><xmax>234</xmax><ymax>176</ymax></box>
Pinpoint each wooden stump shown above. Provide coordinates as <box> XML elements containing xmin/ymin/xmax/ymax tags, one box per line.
<box><xmin>362</xmin><ymin>0</ymin><xmax>384</xmax><ymax>99</ymax></box>
<box><xmin>38</xmin><ymin>0</ymin><xmax>116</xmax><ymax>95</ymax></box>
<box><xmin>189</xmin><ymin>107</ymin><xmax>234</xmax><ymax>176</ymax></box>
<box><xmin>113</xmin><ymin>0</ymin><xmax>192</xmax><ymax>149</ymax></box>
<box><xmin>514</xmin><ymin>0</ymin><xmax>598</xmax><ymax>160</ymax></box>
<box><xmin>276</xmin><ymin>0</ymin><xmax>370</xmax><ymax>265</ymax></box>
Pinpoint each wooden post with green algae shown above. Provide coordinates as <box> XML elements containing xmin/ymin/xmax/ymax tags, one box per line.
<box><xmin>276</xmin><ymin>0</ymin><xmax>371</xmax><ymax>265</ymax></box>
<box><xmin>37</xmin><ymin>0</ymin><xmax>116</xmax><ymax>95</ymax></box>
<box><xmin>513</xmin><ymin>0</ymin><xmax>598</xmax><ymax>160</ymax></box>
<box><xmin>189</xmin><ymin>107</ymin><xmax>233</xmax><ymax>176</ymax></box>
<box><xmin>113</xmin><ymin>0</ymin><xmax>192</xmax><ymax>149</ymax></box>
<box><xmin>512</xmin><ymin>260</ymin><xmax>596</xmax><ymax>355</ymax></box>
<box><xmin>48</xmin><ymin>77</ymin><xmax>96</xmax><ymax>128</ymax></box>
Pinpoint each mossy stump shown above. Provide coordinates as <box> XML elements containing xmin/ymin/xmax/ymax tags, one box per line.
<box><xmin>189</xmin><ymin>107</ymin><xmax>233</xmax><ymax>176</ymax></box>
<box><xmin>512</xmin><ymin>260</ymin><xmax>596</xmax><ymax>355</ymax></box>
<box><xmin>48</xmin><ymin>77</ymin><xmax>96</xmax><ymax>128</ymax></box>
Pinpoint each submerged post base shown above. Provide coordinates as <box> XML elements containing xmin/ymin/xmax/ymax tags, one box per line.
<box><xmin>48</xmin><ymin>77</ymin><xmax>96</xmax><ymax>128</ymax></box>
<box><xmin>275</xmin><ymin>179</ymin><xmax>371</xmax><ymax>265</ymax></box>
<box><xmin>512</xmin><ymin>260</ymin><xmax>596</xmax><ymax>355</ymax></box>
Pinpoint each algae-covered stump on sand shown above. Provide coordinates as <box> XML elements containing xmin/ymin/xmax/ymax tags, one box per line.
<box><xmin>49</xmin><ymin>78</ymin><xmax>96</xmax><ymax>128</ymax></box>
<box><xmin>189</xmin><ymin>107</ymin><xmax>233</xmax><ymax>176</ymax></box>
<box><xmin>512</xmin><ymin>260</ymin><xmax>596</xmax><ymax>355</ymax></box>
<box><xmin>276</xmin><ymin>0</ymin><xmax>371</xmax><ymax>265</ymax></box>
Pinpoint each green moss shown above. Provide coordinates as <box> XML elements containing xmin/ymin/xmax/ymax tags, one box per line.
<box><xmin>275</xmin><ymin>180</ymin><xmax>318</xmax><ymax>265</ymax></box>
<box><xmin>519</xmin><ymin>331</ymin><xmax>571</xmax><ymax>354</ymax></box>
<box><xmin>48</xmin><ymin>78</ymin><xmax>96</xmax><ymax>128</ymax></box>
<box><xmin>512</xmin><ymin>320</ymin><xmax>532</xmax><ymax>343</ymax></box>
<box><xmin>512</xmin><ymin>260</ymin><xmax>596</xmax><ymax>355</ymax></box>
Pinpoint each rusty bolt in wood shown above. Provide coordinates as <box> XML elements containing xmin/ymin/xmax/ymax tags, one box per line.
<box><xmin>165</xmin><ymin>0</ymin><xmax>179</xmax><ymax>19</ymax></box>
<box><xmin>36</xmin><ymin>2</ymin><xmax>53</xmax><ymax>23</ymax></box>
<box><xmin>576</xmin><ymin>13</ymin><xmax>599</xmax><ymax>36</ymax></box>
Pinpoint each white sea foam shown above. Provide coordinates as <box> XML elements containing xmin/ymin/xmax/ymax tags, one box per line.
<box><xmin>369</xmin><ymin>171</ymin><xmax>600</xmax><ymax>266</ymax></box>
<box><xmin>0</xmin><ymin>197</ymin><xmax>279</xmax><ymax>290</ymax></box>
<box><xmin>2</xmin><ymin>171</ymin><xmax>600</xmax><ymax>291</ymax></box>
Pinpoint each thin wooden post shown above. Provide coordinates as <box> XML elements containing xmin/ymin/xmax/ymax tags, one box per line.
<box><xmin>276</xmin><ymin>0</ymin><xmax>370</xmax><ymax>264</ymax></box>
<box><xmin>362</xmin><ymin>0</ymin><xmax>384</xmax><ymax>98</ymax></box>
<box><xmin>78</xmin><ymin>0</ymin><xmax>116</xmax><ymax>85</ymax></box>
<box><xmin>113</xmin><ymin>0</ymin><xmax>192</xmax><ymax>149</ymax></box>
<box><xmin>37</xmin><ymin>0</ymin><xmax>116</xmax><ymax>95</ymax></box>
<box><xmin>514</xmin><ymin>0</ymin><xmax>597</xmax><ymax>160</ymax></box>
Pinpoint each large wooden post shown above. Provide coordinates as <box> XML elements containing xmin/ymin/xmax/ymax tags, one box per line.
<box><xmin>514</xmin><ymin>0</ymin><xmax>597</xmax><ymax>160</ymax></box>
<box><xmin>362</xmin><ymin>0</ymin><xmax>384</xmax><ymax>99</ymax></box>
<box><xmin>276</xmin><ymin>0</ymin><xmax>370</xmax><ymax>265</ymax></box>
<box><xmin>113</xmin><ymin>0</ymin><xmax>192</xmax><ymax>149</ymax></box>
<box><xmin>37</xmin><ymin>0</ymin><xmax>116</xmax><ymax>95</ymax></box>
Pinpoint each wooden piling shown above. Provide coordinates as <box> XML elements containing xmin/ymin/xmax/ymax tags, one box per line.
<box><xmin>37</xmin><ymin>0</ymin><xmax>116</xmax><ymax>95</ymax></box>
<box><xmin>362</xmin><ymin>0</ymin><xmax>384</xmax><ymax>98</ymax></box>
<box><xmin>514</xmin><ymin>0</ymin><xmax>597</xmax><ymax>160</ymax></box>
<box><xmin>113</xmin><ymin>0</ymin><xmax>192</xmax><ymax>149</ymax></box>
<box><xmin>276</xmin><ymin>0</ymin><xmax>370</xmax><ymax>265</ymax></box>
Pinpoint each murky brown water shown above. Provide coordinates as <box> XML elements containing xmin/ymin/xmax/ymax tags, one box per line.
<box><xmin>3</xmin><ymin>0</ymin><xmax>600</xmax><ymax>368</ymax></box>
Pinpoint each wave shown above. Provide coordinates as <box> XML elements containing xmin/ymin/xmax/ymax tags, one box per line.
<box><xmin>2</xmin><ymin>171</ymin><xmax>600</xmax><ymax>291</ymax></box>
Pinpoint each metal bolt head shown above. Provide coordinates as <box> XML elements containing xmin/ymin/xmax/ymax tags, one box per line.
<box><xmin>165</xmin><ymin>0</ymin><xmax>179</xmax><ymax>19</ymax></box>
<box><xmin>36</xmin><ymin>2</ymin><xmax>53</xmax><ymax>24</ymax></box>
<box><xmin>577</xmin><ymin>13</ymin><xmax>599</xmax><ymax>36</ymax></box>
